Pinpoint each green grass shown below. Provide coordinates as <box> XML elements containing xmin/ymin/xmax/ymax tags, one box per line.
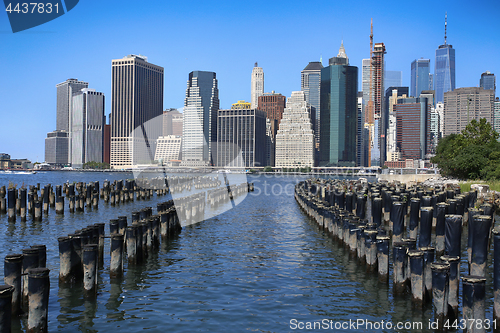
<box><xmin>460</xmin><ymin>180</ymin><xmax>500</xmax><ymax>193</ymax></box>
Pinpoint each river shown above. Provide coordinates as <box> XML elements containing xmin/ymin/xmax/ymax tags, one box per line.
<box><xmin>0</xmin><ymin>171</ymin><xmax>496</xmax><ymax>332</ymax></box>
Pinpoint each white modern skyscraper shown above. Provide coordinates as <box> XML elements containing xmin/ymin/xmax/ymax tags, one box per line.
<box><xmin>181</xmin><ymin>71</ymin><xmax>219</xmax><ymax>167</ymax></box>
<box><xmin>275</xmin><ymin>91</ymin><xmax>314</xmax><ymax>168</ymax></box>
<box><xmin>430</xmin><ymin>107</ymin><xmax>440</xmax><ymax>153</ymax></box>
<box><xmin>71</xmin><ymin>88</ymin><xmax>105</xmax><ymax>168</ymax></box>
<box><xmin>251</xmin><ymin>63</ymin><xmax>264</xmax><ymax>109</ymax></box>
<box><xmin>56</xmin><ymin>78</ymin><xmax>88</xmax><ymax>132</ymax></box>
<box><xmin>436</xmin><ymin>102</ymin><xmax>445</xmax><ymax>139</ymax></box>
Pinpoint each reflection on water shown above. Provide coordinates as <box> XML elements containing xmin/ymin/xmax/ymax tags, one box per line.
<box><xmin>1</xmin><ymin>173</ymin><xmax>494</xmax><ymax>332</ymax></box>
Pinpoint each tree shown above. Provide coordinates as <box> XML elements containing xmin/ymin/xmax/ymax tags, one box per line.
<box><xmin>263</xmin><ymin>166</ymin><xmax>273</xmax><ymax>172</ymax></box>
<box><xmin>83</xmin><ymin>161</ymin><xmax>110</xmax><ymax>170</ymax></box>
<box><xmin>431</xmin><ymin>118</ymin><xmax>500</xmax><ymax>180</ymax></box>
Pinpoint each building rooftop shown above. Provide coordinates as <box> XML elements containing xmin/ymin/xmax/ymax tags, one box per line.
<box><xmin>303</xmin><ymin>61</ymin><xmax>323</xmax><ymax>71</ymax></box>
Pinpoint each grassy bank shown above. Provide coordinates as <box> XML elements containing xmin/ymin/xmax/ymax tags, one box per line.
<box><xmin>460</xmin><ymin>180</ymin><xmax>500</xmax><ymax>193</ymax></box>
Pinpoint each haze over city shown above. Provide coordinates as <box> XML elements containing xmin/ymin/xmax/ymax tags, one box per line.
<box><xmin>1</xmin><ymin>0</ymin><xmax>499</xmax><ymax>162</ymax></box>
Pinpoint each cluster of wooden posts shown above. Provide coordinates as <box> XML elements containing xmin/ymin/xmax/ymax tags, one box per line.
<box><xmin>136</xmin><ymin>175</ymin><xmax>222</xmax><ymax>195</ymax></box>
<box><xmin>0</xmin><ymin>176</ymin><xmax>254</xmax><ymax>332</ymax></box>
<box><xmin>0</xmin><ymin>197</ymin><xmax>183</xmax><ymax>333</ymax></box>
<box><xmin>0</xmin><ymin>175</ymin><xmax>226</xmax><ymax>223</ymax></box>
<box><xmin>0</xmin><ymin>178</ymin><xmax>165</xmax><ymax>222</ymax></box>
<box><xmin>295</xmin><ymin>178</ymin><xmax>498</xmax><ymax>332</ymax></box>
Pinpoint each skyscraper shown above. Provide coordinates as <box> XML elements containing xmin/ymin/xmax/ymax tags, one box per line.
<box><xmin>301</xmin><ymin>61</ymin><xmax>323</xmax><ymax>149</ymax></box>
<box><xmin>56</xmin><ymin>78</ymin><xmax>88</xmax><ymax>132</ymax></box>
<box><xmin>44</xmin><ymin>130</ymin><xmax>69</xmax><ymax>166</ymax></box>
<box><xmin>357</xmin><ymin>94</ymin><xmax>369</xmax><ymax>167</ymax></box>
<box><xmin>265</xmin><ymin>118</ymin><xmax>277</xmax><ymax>167</ymax></box>
<box><xmin>181</xmin><ymin>71</ymin><xmax>219</xmax><ymax>167</ymax></box>
<box><xmin>258</xmin><ymin>92</ymin><xmax>287</xmax><ymax>127</ymax></box>
<box><xmin>443</xmin><ymin>87</ymin><xmax>495</xmax><ymax>136</ymax></box>
<box><xmin>216</xmin><ymin>107</ymin><xmax>266</xmax><ymax>168</ymax></box>
<box><xmin>411</xmin><ymin>59</ymin><xmax>431</xmax><ymax>97</ymax></box>
<box><xmin>362</xmin><ymin>59</ymin><xmax>372</xmax><ymax>105</ymax></box>
<box><xmin>372</xmin><ymin>42</ymin><xmax>386</xmax><ymax>166</ymax></box>
<box><xmin>480</xmin><ymin>71</ymin><xmax>496</xmax><ymax>91</ymax></box>
<box><xmin>319</xmin><ymin>42</ymin><xmax>358</xmax><ymax>167</ymax></box>
<box><xmin>383</xmin><ymin>86</ymin><xmax>409</xmax><ymax>163</ymax></box>
<box><xmin>71</xmin><ymin>88</ymin><xmax>105</xmax><ymax>168</ymax></box>
<box><xmin>275</xmin><ymin>91</ymin><xmax>314</xmax><ymax>168</ymax></box>
<box><xmin>110</xmin><ymin>55</ymin><xmax>164</xmax><ymax>169</ymax></box>
<box><xmin>163</xmin><ymin>108</ymin><xmax>183</xmax><ymax>137</ymax></box>
<box><xmin>434</xmin><ymin>13</ymin><xmax>456</xmax><ymax>103</ymax></box>
<box><xmin>394</xmin><ymin>97</ymin><xmax>431</xmax><ymax>160</ymax></box>
<box><xmin>384</xmin><ymin>70</ymin><xmax>402</xmax><ymax>93</ymax></box>
<box><xmin>494</xmin><ymin>97</ymin><xmax>500</xmax><ymax>136</ymax></box>
<box><xmin>251</xmin><ymin>63</ymin><xmax>264</xmax><ymax>109</ymax></box>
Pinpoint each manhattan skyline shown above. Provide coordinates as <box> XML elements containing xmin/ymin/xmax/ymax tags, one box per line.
<box><xmin>1</xmin><ymin>0</ymin><xmax>499</xmax><ymax>162</ymax></box>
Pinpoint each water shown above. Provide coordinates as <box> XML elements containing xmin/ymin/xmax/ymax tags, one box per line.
<box><xmin>0</xmin><ymin>172</ymin><xmax>496</xmax><ymax>332</ymax></box>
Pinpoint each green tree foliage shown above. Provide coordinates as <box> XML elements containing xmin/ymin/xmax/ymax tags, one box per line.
<box><xmin>83</xmin><ymin>161</ymin><xmax>110</xmax><ymax>170</ymax></box>
<box><xmin>431</xmin><ymin>118</ymin><xmax>500</xmax><ymax>180</ymax></box>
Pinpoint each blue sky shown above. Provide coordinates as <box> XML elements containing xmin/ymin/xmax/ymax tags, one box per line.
<box><xmin>1</xmin><ymin>0</ymin><xmax>499</xmax><ymax>162</ymax></box>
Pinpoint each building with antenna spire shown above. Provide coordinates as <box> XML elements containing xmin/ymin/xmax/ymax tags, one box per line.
<box><xmin>434</xmin><ymin>12</ymin><xmax>455</xmax><ymax>103</ymax></box>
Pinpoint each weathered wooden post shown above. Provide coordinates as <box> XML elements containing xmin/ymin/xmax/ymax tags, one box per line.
<box><xmin>441</xmin><ymin>255</ymin><xmax>460</xmax><ymax>319</ymax></box>
<box><xmin>0</xmin><ymin>285</ymin><xmax>14</xmax><ymax>333</ymax></box>
<box><xmin>27</xmin><ymin>267</ymin><xmax>50</xmax><ymax>333</ymax></box>
<box><xmin>31</xmin><ymin>245</ymin><xmax>46</xmax><ymax>268</ymax></box>
<box><xmin>431</xmin><ymin>262</ymin><xmax>450</xmax><ymax>331</ymax></box>
<box><xmin>126</xmin><ymin>226</ymin><xmax>137</xmax><ymax>264</ymax></box>
<box><xmin>376</xmin><ymin>235</ymin><xmax>390</xmax><ymax>282</ymax></box>
<box><xmin>20</xmin><ymin>188</ymin><xmax>27</xmax><ymax>221</ymax></box>
<box><xmin>7</xmin><ymin>188</ymin><xmax>16</xmax><ymax>222</ymax></box>
<box><xmin>22</xmin><ymin>248</ymin><xmax>39</xmax><ymax>307</ymax></box>
<box><xmin>462</xmin><ymin>275</ymin><xmax>486</xmax><ymax>333</ymax></box>
<box><xmin>409</xmin><ymin>198</ymin><xmax>420</xmax><ymax>240</ymax></box>
<box><xmin>408</xmin><ymin>250</ymin><xmax>424</xmax><ymax>308</ymax></box>
<box><xmin>110</xmin><ymin>234</ymin><xmax>124</xmax><ymax>278</ymax></box>
<box><xmin>58</xmin><ymin>237</ymin><xmax>72</xmax><ymax>282</ymax></box>
<box><xmin>83</xmin><ymin>244</ymin><xmax>98</xmax><ymax>297</ymax></box>
<box><xmin>109</xmin><ymin>219</ymin><xmax>119</xmax><ymax>236</ymax></box>
<box><xmin>470</xmin><ymin>215</ymin><xmax>493</xmax><ymax>277</ymax></box>
<box><xmin>445</xmin><ymin>215</ymin><xmax>462</xmax><ymax>257</ymax></box>
<box><xmin>43</xmin><ymin>185</ymin><xmax>50</xmax><ymax>214</ymax></box>
<box><xmin>4</xmin><ymin>254</ymin><xmax>22</xmax><ymax>315</ymax></box>
<box><xmin>419</xmin><ymin>207</ymin><xmax>433</xmax><ymax>247</ymax></box>
<box><xmin>421</xmin><ymin>246</ymin><xmax>435</xmax><ymax>301</ymax></box>
<box><xmin>393</xmin><ymin>244</ymin><xmax>407</xmax><ymax>294</ymax></box>
<box><xmin>69</xmin><ymin>234</ymin><xmax>83</xmax><ymax>280</ymax></box>
<box><xmin>33</xmin><ymin>199</ymin><xmax>42</xmax><ymax>221</ymax></box>
<box><xmin>391</xmin><ymin>201</ymin><xmax>405</xmax><ymax>243</ymax></box>
<box><xmin>435</xmin><ymin>202</ymin><xmax>447</xmax><ymax>256</ymax></box>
